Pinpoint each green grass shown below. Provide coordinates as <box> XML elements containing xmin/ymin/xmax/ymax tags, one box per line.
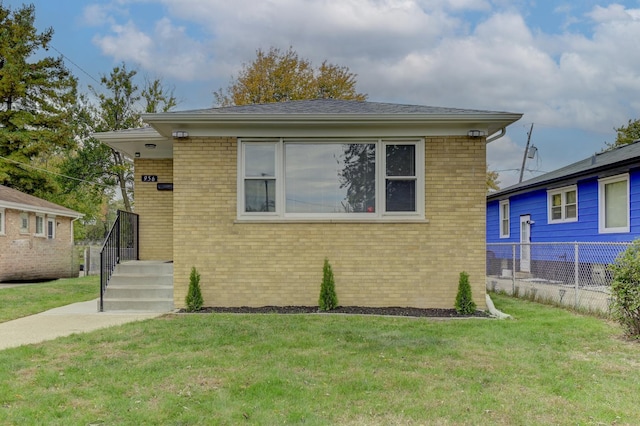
<box><xmin>0</xmin><ymin>276</ymin><xmax>98</xmax><ymax>323</ymax></box>
<box><xmin>0</xmin><ymin>293</ymin><xmax>638</xmax><ymax>425</ymax></box>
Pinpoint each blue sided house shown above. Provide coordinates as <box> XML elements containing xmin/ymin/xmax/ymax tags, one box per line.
<box><xmin>486</xmin><ymin>141</ymin><xmax>640</xmax><ymax>281</ymax></box>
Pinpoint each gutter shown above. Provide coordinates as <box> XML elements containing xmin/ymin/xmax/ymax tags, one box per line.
<box><xmin>486</xmin><ymin>128</ymin><xmax>506</xmax><ymax>144</ymax></box>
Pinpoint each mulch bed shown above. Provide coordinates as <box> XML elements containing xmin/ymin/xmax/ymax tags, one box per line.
<box><xmin>179</xmin><ymin>306</ymin><xmax>490</xmax><ymax>318</ymax></box>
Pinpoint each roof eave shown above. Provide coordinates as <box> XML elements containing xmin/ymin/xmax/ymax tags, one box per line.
<box><xmin>0</xmin><ymin>200</ymin><xmax>83</xmax><ymax>218</ymax></box>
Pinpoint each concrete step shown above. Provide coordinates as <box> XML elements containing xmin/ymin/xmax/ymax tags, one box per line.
<box><xmin>108</xmin><ymin>274</ymin><xmax>172</xmax><ymax>287</ymax></box>
<box><xmin>103</xmin><ymin>260</ymin><xmax>174</xmax><ymax>313</ymax></box>
<box><xmin>115</xmin><ymin>261</ymin><xmax>173</xmax><ymax>276</ymax></box>
<box><xmin>105</xmin><ymin>285</ymin><xmax>173</xmax><ymax>299</ymax></box>
<box><xmin>102</xmin><ymin>298</ymin><xmax>174</xmax><ymax>312</ymax></box>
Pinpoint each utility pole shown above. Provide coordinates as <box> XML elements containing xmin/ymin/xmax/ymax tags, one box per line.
<box><xmin>519</xmin><ymin>123</ymin><xmax>534</xmax><ymax>183</ymax></box>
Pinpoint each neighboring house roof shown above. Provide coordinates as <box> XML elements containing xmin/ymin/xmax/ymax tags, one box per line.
<box><xmin>96</xmin><ymin>99</ymin><xmax>522</xmax><ymax>160</ymax></box>
<box><xmin>488</xmin><ymin>141</ymin><xmax>640</xmax><ymax>201</ymax></box>
<box><xmin>0</xmin><ymin>185</ymin><xmax>83</xmax><ymax>218</ymax></box>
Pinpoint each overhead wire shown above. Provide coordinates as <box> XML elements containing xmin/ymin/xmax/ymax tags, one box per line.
<box><xmin>0</xmin><ymin>154</ymin><xmax>113</xmax><ymax>188</ymax></box>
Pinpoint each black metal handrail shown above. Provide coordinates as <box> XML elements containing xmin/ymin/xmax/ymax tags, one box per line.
<box><xmin>100</xmin><ymin>210</ymin><xmax>139</xmax><ymax>311</ymax></box>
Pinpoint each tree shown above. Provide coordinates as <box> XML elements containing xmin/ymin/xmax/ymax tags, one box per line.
<box><xmin>487</xmin><ymin>165</ymin><xmax>500</xmax><ymax>193</ymax></box>
<box><xmin>318</xmin><ymin>258</ymin><xmax>338</xmax><ymax>311</ymax></box>
<box><xmin>214</xmin><ymin>46</ymin><xmax>367</xmax><ymax>106</ymax></box>
<box><xmin>61</xmin><ymin>64</ymin><xmax>177</xmax><ymax>216</ymax></box>
<box><xmin>0</xmin><ymin>3</ymin><xmax>78</xmax><ymax>195</ymax></box>
<box><xmin>454</xmin><ymin>271</ymin><xmax>477</xmax><ymax>315</ymax></box>
<box><xmin>607</xmin><ymin>118</ymin><xmax>640</xmax><ymax>149</ymax></box>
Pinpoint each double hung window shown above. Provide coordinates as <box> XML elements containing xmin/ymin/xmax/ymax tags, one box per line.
<box><xmin>499</xmin><ymin>200</ymin><xmax>509</xmax><ymax>238</ymax></box>
<box><xmin>20</xmin><ymin>213</ymin><xmax>29</xmax><ymax>234</ymax></box>
<box><xmin>47</xmin><ymin>217</ymin><xmax>56</xmax><ymax>239</ymax></box>
<box><xmin>239</xmin><ymin>139</ymin><xmax>424</xmax><ymax>220</ymax></box>
<box><xmin>548</xmin><ymin>186</ymin><xmax>577</xmax><ymax>223</ymax></box>
<box><xmin>35</xmin><ymin>214</ymin><xmax>45</xmax><ymax>237</ymax></box>
<box><xmin>599</xmin><ymin>174</ymin><xmax>629</xmax><ymax>233</ymax></box>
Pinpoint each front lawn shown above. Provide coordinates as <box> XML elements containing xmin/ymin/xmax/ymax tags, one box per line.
<box><xmin>0</xmin><ymin>294</ymin><xmax>638</xmax><ymax>425</ymax></box>
<box><xmin>0</xmin><ymin>276</ymin><xmax>98</xmax><ymax>323</ymax></box>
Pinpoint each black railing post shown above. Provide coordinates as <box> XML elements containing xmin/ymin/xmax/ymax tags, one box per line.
<box><xmin>99</xmin><ymin>210</ymin><xmax>139</xmax><ymax>312</ymax></box>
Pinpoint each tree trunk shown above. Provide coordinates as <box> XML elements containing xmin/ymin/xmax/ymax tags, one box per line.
<box><xmin>111</xmin><ymin>149</ymin><xmax>132</xmax><ymax>212</ymax></box>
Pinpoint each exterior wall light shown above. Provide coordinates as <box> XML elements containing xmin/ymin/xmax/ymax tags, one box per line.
<box><xmin>135</xmin><ymin>152</ymin><xmax>141</xmax><ymax>158</ymax></box>
<box><xmin>172</xmin><ymin>130</ymin><xmax>189</xmax><ymax>139</ymax></box>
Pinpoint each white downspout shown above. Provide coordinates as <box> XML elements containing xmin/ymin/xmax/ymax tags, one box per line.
<box><xmin>486</xmin><ymin>128</ymin><xmax>506</xmax><ymax>144</ymax></box>
<box><xmin>486</xmin><ymin>294</ymin><xmax>512</xmax><ymax>319</ymax></box>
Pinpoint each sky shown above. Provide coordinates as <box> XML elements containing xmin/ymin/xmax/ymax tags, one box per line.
<box><xmin>5</xmin><ymin>0</ymin><xmax>640</xmax><ymax>188</ymax></box>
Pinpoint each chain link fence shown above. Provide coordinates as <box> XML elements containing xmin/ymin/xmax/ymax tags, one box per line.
<box><xmin>486</xmin><ymin>242</ymin><xmax>631</xmax><ymax>315</ymax></box>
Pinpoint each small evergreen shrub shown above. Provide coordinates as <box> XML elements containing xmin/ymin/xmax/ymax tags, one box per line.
<box><xmin>608</xmin><ymin>240</ymin><xmax>640</xmax><ymax>339</ymax></box>
<box><xmin>185</xmin><ymin>266</ymin><xmax>203</xmax><ymax>312</ymax></box>
<box><xmin>455</xmin><ymin>271</ymin><xmax>477</xmax><ymax>315</ymax></box>
<box><xmin>318</xmin><ymin>258</ymin><xmax>338</xmax><ymax>311</ymax></box>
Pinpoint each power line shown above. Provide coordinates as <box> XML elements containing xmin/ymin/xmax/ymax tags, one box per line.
<box><xmin>49</xmin><ymin>44</ymin><xmax>102</xmax><ymax>86</ymax></box>
<box><xmin>0</xmin><ymin>154</ymin><xmax>112</xmax><ymax>188</ymax></box>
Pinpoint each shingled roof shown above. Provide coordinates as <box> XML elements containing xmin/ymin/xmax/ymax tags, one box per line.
<box><xmin>0</xmin><ymin>185</ymin><xmax>82</xmax><ymax>218</ymax></box>
<box><xmin>488</xmin><ymin>141</ymin><xmax>640</xmax><ymax>200</ymax></box>
<box><xmin>179</xmin><ymin>99</ymin><xmax>513</xmax><ymax>115</ymax></box>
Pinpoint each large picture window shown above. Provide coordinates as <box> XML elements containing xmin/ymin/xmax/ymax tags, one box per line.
<box><xmin>547</xmin><ymin>186</ymin><xmax>577</xmax><ymax>223</ymax></box>
<box><xmin>599</xmin><ymin>174</ymin><xmax>629</xmax><ymax>233</ymax></box>
<box><xmin>238</xmin><ymin>139</ymin><xmax>424</xmax><ymax>220</ymax></box>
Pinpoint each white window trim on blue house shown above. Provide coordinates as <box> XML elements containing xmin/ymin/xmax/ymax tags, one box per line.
<box><xmin>598</xmin><ymin>174</ymin><xmax>630</xmax><ymax>234</ymax></box>
<box><xmin>547</xmin><ymin>185</ymin><xmax>578</xmax><ymax>224</ymax></box>
<box><xmin>237</xmin><ymin>138</ymin><xmax>425</xmax><ymax>221</ymax></box>
<box><xmin>499</xmin><ymin>200</ymin><xmax>509</xmax><ymax>238</ymax></box>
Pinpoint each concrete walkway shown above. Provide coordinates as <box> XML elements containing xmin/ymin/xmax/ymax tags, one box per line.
<box><xmin>0</xmin><ymin>299</ymin><xmax>165</xmax><ymax>351</ymax></box>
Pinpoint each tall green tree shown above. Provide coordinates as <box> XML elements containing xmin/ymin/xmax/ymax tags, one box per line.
<box><xmin>214</xmin><ymin>46</ymin><xmax>367</xmax><ymax>106</ymax></box>
<box><xmin>0</xmin><ymin>3</ymin><xmax>77</xmax><ymax>195</ymax></box>
<box><xmin>60</xmin><ymin>63</ymin><xmax>176</xmax><ymax>221</ymax></box>
<box><xmin>607</xmin><ymin>118</ymin><xmax>640</xmax><ymax>149</ymax></box>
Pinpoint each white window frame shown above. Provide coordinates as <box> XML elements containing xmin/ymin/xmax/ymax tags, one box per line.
<box><xmin>20</xmin><ymin>212</ymin><xmax>29</xmax><ymax>234</ymax></box>
<box><xmin>47</xmin><ymin>216</ymin><xmax>56</xmax><ymax>240</ymax></box>
<box><xmin>598</xmin><ymin>174</ymin><xmax>630</xmax><ymax>234</ymax></box>
<box><xmin>0</xmin><ymin>208</ymin><xmax>4</xmax><ymax>235</ymax></box>
<box><xmin>237</xmin><ymin>138</ymin><xmax>425</xmax><ymax>221</ymax></box>
<box><xmin>547</xmin><ymin>185</ymin><xmax>578</xmax><ymax>224</ymax></box>
<box><xmin>35</xmin><ymin>214</ymin><xmax>45</xmax><ymax>237</ymax></box>
<box><xmin>499</xmin><ymin>200</ymin><xmax>510</xmax><ymax>238</ymax></box>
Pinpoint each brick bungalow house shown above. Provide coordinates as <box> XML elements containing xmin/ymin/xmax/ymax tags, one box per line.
<box><xmin>0</xmin><ymin>185</ymin><xmax>83</xmax><ymax>282</ymax></box>
<box><xmin>96</xmin><ymin>99</ymin><xmax>522</xmax><ymax>310</ymax></box>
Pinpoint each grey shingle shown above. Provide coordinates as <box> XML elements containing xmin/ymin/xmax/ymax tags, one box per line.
<box><xmin>488</xmin><ymin>141</ymin><xmax>640</xmax><ymax>199</ymax></box>
<box><xmin>178</xmin><ymin>99</ymin><xmax>513</xmax><ymax>115</ymax></box>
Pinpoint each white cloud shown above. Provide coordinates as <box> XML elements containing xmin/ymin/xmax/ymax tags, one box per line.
<box><xmin>90</xmin><ymin>0</ymin><xmax>640</xmax><ymax>147</ymax></box>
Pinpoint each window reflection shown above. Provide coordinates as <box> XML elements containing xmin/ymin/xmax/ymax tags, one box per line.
<box><xmin>285</xmin><ymin>143</ymin><xmax>376</xmax><ymax>213</ymax></box>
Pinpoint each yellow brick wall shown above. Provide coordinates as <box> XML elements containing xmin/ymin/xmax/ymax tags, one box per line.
<box><xmin>164</xmin><ymin>136</ymin><xmax>487</xmax><ymax>310</ymax></box>
<box><xmin>134</xmin><ymin>159</ymin><xmax>173</xmax><ymax>261</ymax></box>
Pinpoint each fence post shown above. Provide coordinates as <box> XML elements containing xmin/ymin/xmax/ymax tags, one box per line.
<box><xmin>574</xmin><ymin>243</ymin><xmax>579</xmax><ymax>309</ymax></box>
<box><xmin>512</xmin><ymin>244</ymin><xmax>516</xmax><ymax>295</ymax></box>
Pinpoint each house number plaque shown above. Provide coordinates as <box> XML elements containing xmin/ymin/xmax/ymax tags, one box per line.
<box><xmin>141</xmin><ymin>175</ymin><xmax>158</xmax><ymax>182</ymax></box>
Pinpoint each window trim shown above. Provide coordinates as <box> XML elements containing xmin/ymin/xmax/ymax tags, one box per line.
<box><xmin>547</xmin><ymin>185</ymin><xmax>578</xmax><ymax>224</ymax></box>
<box><xmin>0</xmin><ymin>208</ymin><xmax>4</xmax><ymax>235</ymax></box>
<box><xmin>237</xmin><ymin>138</ymin><xmax>425</xmax><ymax>221</ymax></box>
<box><xmin>47</xmin><ymin>216</ymin><xmax>56</xmax><ymax>240</ymax></box>
<box><xmin>499</xmin><ymin>200</ymin><xmax>510</xmax><ymax>238</ymax></box>
<box><xmin>598</xmin><ymin>174</ymin><xmax>630</xmax><ymax>234</ymax></box>
<box><xmin>35</xmin><ymin>214</ymin><xmax>45</xmax><ymax>237</ymax></box>
<box><xmin>20</xmin><ymin>212</ymin><xmax>29</xmax><ymax>234</ymax></box>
